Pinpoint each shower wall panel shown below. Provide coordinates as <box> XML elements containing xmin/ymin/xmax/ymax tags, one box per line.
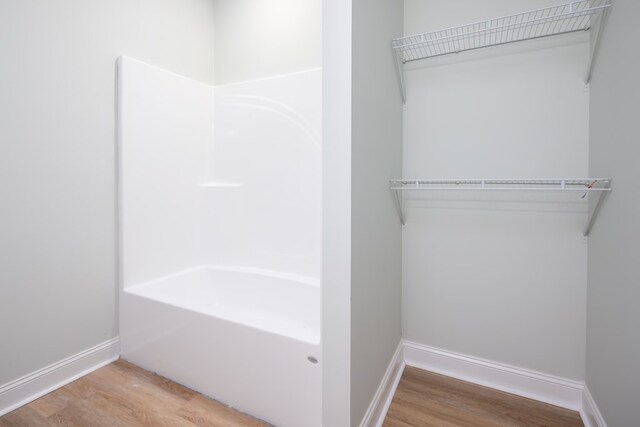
<box><xmin>119</xmin><ymin>57</ymin><xmax>321</xmax><ymax>288</ymax></box>
<box><xmin>119</xmin><ymin>57</ymin><xmax>213</xmax><ymax>287</ymax></box>
<box><xmin>206</xmin><ymin>70</ymin><xmax>322</xmax><ymax>278</ymax></box>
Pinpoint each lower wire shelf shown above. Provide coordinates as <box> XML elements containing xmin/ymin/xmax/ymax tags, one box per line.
<box><xmin>390</xmin><ymin>178</ymin><xmax>612</xmax><ymax>235</ymax></box>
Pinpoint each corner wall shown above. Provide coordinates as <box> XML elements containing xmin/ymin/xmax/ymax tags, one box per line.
<box><xmin>322</xmin><ymin>0</ymin><xmax>353</xmax><ymax>424</ymax></box>
<box><xmin>0</xmin><ymin>0</ymin><xmax>215</xmax><ymax>386</ymax></box>
<box><xmin>586</xmin><ymin>0</ymin><xmax>640</xmax><ymax>424</ymax></box>
<box><xmin>213</xmin><ymin>0</ymin><xmax>322</xmax><ymax>85</ymax></box>
<box><xmin>350</xmin><ymin>0</ymin><xmax>404</xmax><ymax>425</ymax></box>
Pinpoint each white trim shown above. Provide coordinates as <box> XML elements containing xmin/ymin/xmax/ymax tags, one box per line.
<box><xmin>0</xmin><ymin>338</ymin><xmax>120</xmax><ymax>416</ymax></box>
<box><xmin>581</xmin><ymin>385</ymin><xmax>607</xmax><ymax>427</ymax></box>
<box><xmin>359</xmin><ymin>341</ymin><xmax>405</xmax><ymax>427</ymax></box>
<box><xmin>403</xmin><ymin>340</ymin><xmax>584</xmax><ymax>411</ymax></box>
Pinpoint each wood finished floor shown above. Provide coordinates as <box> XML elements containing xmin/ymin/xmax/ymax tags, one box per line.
<box><xmin>383</xmin><ymin>366</ymin><xmax>584</xmax><ymax>427</ymax></box>
<box><xmin>2</xmin><ymin>361</ymin><xmax>585</xmax><ymax>427</ymax></box>
<box><xmin>0</xmin><ymin>359</ymin><xmax>268</xmax><ymax>427</ymax></box>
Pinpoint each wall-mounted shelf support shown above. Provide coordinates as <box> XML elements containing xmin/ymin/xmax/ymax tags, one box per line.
<box><xmin>584</xmin><ymin>1</ymin><xmax>610</xmax><ymax>83</ymax></box>
<box><xmin>584</xmin><ymin>178</ymin><xmax>611</xmax><ymax>235</ymax></box>
<box><xmin>393</xmin><ymin>47</ymin><xmax>407</xmax><ymax>103</ymax></box>
<box><xmin>392</xmin><ymin>183</ymin><xmax>405</xmax><ymax>225</ymax></box>
<box><xmin>390</xmin><ymin>178</ymin><xmax>612</xmax><ymax>236</ymax></box>
<box><xmin>392</xmin><ymin>0</ymin><xmax>612</xmax><ymax>103</ymax></box>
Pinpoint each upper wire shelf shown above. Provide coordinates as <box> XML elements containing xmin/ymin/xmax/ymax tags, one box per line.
<box><xmin>390</xmin><ymin>178</ymin><xmax>611</xmax><ymax>191</ymax></box>
<box><xmin>392</xmin><ymin>0</ymin><xmax>612</xmax><ymax>102</ymax></box>
<box><xmin>393</xmin><ymin>0</ymin><xmax>609</xmax><ymax>62</ymax></box>
<box><xmin>390</xmin><ymin>178</ymin><xmax>612</xmax><ymax>236</ymax></box>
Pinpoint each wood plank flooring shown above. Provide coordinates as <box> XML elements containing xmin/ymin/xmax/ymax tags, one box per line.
<box><xmin>2</xmin><ymin>361</ymin><xmax>585</xmax><ymax>426</ymax></box>
<box><xmin>0</xmin><ymin>359</ymin><xmax>268</xmax><ymax>427</ymax></box>
<box><xmin>383</xmin><ymin>366</ymin><xmax>584</xmax><ymax>427</ymax></box>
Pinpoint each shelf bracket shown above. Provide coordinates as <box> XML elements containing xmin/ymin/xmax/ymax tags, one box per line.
<box><xmin>583</xmin><ymin>179</ymin><xmax>611</xmax><ymax>236</ymax></box>
<box><xmin>392</xmin><ymin>187</ymin><xmax>406</xmax><ymax>226</ymax></box>
<box><xmin>393</xmin><ymin>47</ymin><xmax>406</xmax><ymax>103</ymax></box>
<box><xmin>585</xmin><ymin>5</ymin><xmax>610</xmax><ymax>83</ymax></box>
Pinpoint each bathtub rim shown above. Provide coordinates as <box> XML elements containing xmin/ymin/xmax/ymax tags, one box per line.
<box><xmin>125</xmin><ymin>264</ymin><xmax>320</xmax><ymax>292</ymax></box>
<box><xmin>123</xmin><ymin>264</ymin><xmax>321</xmax><ymax>345</ymax></box>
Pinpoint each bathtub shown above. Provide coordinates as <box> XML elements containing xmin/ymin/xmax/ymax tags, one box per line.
<box><xmin>119</xmin><ymin>266</ymin><xmax>321</xmax><ymax>427</ymax></box>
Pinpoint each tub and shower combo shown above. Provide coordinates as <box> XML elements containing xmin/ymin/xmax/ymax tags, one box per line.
<box><xmin>118</xmin><ymin>57</ymin><xmax>322</xmax><ymax>426</ymax></box>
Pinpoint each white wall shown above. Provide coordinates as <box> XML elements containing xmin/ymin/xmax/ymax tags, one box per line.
<box><xmin>350</xmin><ymin>0</ymin><xmax>404</xmax><ymax>425</ymax></box>
<box><xmin>321</xmin><ymin>0</ymin><xmax>353</xmax><ymax>424</ymax></box>
<box><xmin>213</xmin><ymin>0</ymin><xmax>322</xmax><ymax>85</ymax></box>
<box><xmin>402</xmin><ymin>0</ymin><xmax>590</xmax><ymax>380</ymax></box>
<box><xmin>0</xmin><ymin>0</ymin><xmax>215</xmax><ymax>385</ymax></box>
<box><xmin>586</xmin><ymin>0</ymin><xmax>640</xmax><ymax>424</ymax></box>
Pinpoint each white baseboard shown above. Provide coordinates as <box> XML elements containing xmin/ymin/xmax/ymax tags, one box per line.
<box><xmin>0</xmin><ymin>337</ymin><xmax>120</xmax><ymax>416</ymax></box>
<box><xmin>403</xmin><ymin>340</ymin><xmax>584</xmax><ymax>411</ymax></box>
<box><xmin>581</xmin><ymin>385</ymin><xmax>607</xmax><ymax>427</ymax></box>
<box><xmin>359</xmin><ymin>340</ymin><xmax>405</xmax><ymax>427</ymax></box>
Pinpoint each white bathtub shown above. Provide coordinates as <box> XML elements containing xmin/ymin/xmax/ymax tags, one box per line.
<box><xmin>119</xmin><ymin>266</ymin><xmax>321</xmax><ymax>427</ymax></box>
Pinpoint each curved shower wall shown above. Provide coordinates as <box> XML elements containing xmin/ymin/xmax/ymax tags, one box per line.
<box><xmin>205</xmin><ymin>70</ymin><xmax>322</xmax><ymax>277</ymax></box>
<box><xmin>118</xmin><ymin>57</ymin><xmax>322</xmax><ymax>426</ymax></box>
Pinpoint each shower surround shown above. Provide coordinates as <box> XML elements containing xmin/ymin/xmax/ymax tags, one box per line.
<box><xmin>117</xmin><ymin>57</ymin><xmax>321</xmax><ymax>427</ymax></box>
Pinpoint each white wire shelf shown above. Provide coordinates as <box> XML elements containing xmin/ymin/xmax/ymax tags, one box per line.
<box><xmin>390</xmin><ymin>178</ymin><xmax>611</xmax><ymax>191</ymax></box>
<box><xmin>392</xmin><ymin>0</ymin><xmax>612</xmax><ymax>102</ymax></box>
<box><xmin>390</xmin><ymin>178</ymin><xmax>612</xmax><ymax>235</ymax></box>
